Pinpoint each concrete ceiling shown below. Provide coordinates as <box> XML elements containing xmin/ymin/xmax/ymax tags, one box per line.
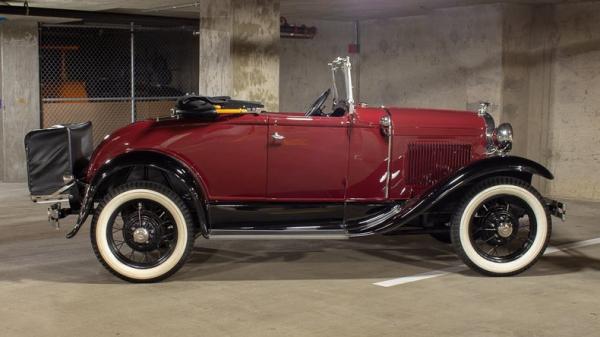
<box><xmin>0</xmin><ymin>0</ymin><xmax>592</xmax><ymax>20</ymax></box>
<box><xmin>280</xmin><ymin>0</ymin><xmax>588</xmax><ymax>20</ymax></box>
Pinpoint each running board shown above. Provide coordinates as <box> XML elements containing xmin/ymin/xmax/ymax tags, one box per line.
<box><xmin>209</xmin><ymin>229</ymin><xmax>348</xmax><ymax>240</ymax></box>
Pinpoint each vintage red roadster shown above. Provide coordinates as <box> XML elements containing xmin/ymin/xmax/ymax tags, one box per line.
<box><xmin>25</xmin><ymin>57</ymin><xmax>566</xmax><ymax>282</ymax></box>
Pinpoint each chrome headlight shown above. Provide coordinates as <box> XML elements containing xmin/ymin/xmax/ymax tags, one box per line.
<box><xmin>493</xmin><ymin>123</ymin><xmax>513</xmax><ymax>153</ymax></box>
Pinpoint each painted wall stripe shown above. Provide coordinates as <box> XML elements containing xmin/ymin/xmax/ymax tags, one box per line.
<box><xmin>373</xmin><ymin>237</ymin><xmax>600</xmax><ymax>287</ymax></box>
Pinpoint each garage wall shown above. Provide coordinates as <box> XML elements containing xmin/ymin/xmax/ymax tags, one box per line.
<box><xmin>547</xmin><ymin>3</ymin><xmax>600</xmax><ymax>200</ymax></box>
<box><xmin>279</xmin><ymin>19</ymin><xmax>355</xmax><ymax>112</ymax></box>
<box><xmin>501</xmin><ymin>5</ymin><xmax>534</xmax><ymax>158</ymax></box>
<box><xmin>358</xmin><ymin>3</ymin><xmax>600</xmax><ymax>200</ymax></box>
<box><xmin>359</xmin><ymin>5</ymin><xmax>504</xmax><ymax>118</ymax></box>
<box><xmin>278</xmin><ymin>3</ymin><xmax>600</xmax><ymax>200</ymax></box>
<box><xmin>502</xmin><ymin>2</ymin><xmax>600</xmax><ymax>200</ymax></box>
<box><xmin>521</xmin><ymin>5</ymin><xmax>555</xmax><ymax>194</ymax></box>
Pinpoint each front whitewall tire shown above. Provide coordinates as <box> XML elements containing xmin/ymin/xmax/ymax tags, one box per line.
<box><xmin>451</xmin><ymin>177</ymin><xmax>551</xmax><ymax>276</ymax></box>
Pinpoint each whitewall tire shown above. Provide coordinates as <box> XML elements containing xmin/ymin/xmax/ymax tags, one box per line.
<box><xmin>91</xmin><ymin>181</ymin><xmax>195</xmax><ymax>283</ymax></box>
<box><xmin>451</xmin><ymin>177</ymin><xmax>551</xmax><ymax>276</ymax></box>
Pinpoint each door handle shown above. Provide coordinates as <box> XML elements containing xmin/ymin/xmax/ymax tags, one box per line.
<box><xmin>271</xmin><ymin>132</ymin><xmax>285</xmax><ymax>141</ymax></box>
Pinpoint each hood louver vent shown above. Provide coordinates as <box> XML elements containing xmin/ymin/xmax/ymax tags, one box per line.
<box><xmin>406</xmin><ymin>143</ymin><xmax>471</xmax><ymax>188</ymax></box>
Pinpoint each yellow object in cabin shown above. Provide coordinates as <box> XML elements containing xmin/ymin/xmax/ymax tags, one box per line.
<box><xmin>213</xmin><ymin>105</ymin><xmax>247</xmax><ymax>114</ymax></box>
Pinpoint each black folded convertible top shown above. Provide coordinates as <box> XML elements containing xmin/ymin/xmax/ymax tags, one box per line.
<box><xmin>174</xmin><ymin>96</ymin><xmax>264</xmax><ymax>118</ymax></box>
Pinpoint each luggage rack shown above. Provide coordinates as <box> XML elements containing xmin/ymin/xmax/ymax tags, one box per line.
<box><xmin>30</xmin><ymin>182</ymin><xmax>78</xmax><ymax>229</ymax></box>
<box><xmin>32</xmin><ymin>194</ymin><xmax>71</xmax><ymax>204</ymax></box>
<box><xmin>30</xmin><ymin>181</ymin><xmax>76</xmax><ymax>204</ymax></box>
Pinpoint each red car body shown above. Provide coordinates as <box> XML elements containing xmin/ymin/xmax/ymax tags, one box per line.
<box><xmin>86</xmin><ymin>107</ymin><xmax>486</xmax><ymax>204</ymax></box>
<box><xmin>24</xmin><ymin>57</ymin><xmax>567</xmax><ymax>282</ymax></box>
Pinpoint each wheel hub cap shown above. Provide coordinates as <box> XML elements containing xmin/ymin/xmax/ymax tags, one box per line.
<box><xmin>132</xmin><ymin>227</ymin><xmax>150</xmax><ymax>244</ymax></box>
<box><xmin>497</xmin><ymin>222</ymin><xmax>513</xmax><ymax>238</ymax></box>
<box><xmin>470</xmin><ymin>195</ymin><xmax>538</xmax><ymax>263</ymax></box>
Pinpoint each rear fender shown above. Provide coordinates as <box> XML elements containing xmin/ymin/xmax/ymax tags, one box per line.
<box><xmin>66</xmin><ymin>151</ymin><xmax>208</xmax><ymax>238</ymax></box>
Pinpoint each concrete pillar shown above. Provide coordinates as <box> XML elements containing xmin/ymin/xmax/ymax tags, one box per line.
<box><xmin>199</xmin><ymin>0</ymin><xmax>280</xmax><ymax>111</ymax></box>
<box><xmin>524</xmin><ymin>5</ymin><xmax>557</xmax><ymax>194</ymax></box>
<box><xmin>501</xmin><ymin>4</ymin><xmax>534</xmax><ymax>157</ymax></box>
<box><xmin>199</xmin><ymin>0</ymin><xmax>233</xmax><ymax>97</ymax></box>
<box><xmin>0</xmin><ymin>21</ymin><xmax>40</xmax><ymax>183</ymax></box>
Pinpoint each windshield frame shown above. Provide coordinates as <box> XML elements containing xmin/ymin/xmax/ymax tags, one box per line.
<box><xmin>329</xmin><ymin>56</ymin><xmax>355</xmax><ymax>115</ymax></box>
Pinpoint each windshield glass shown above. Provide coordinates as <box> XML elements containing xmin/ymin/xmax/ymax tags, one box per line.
<box><xmin>332</xmin><ymin>68</ymin><xmax>348</xmax><ymax>103</ymax></box>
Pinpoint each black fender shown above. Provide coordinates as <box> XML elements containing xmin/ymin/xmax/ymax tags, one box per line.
<box><xmin>66</xmin><ymin>151</ymin><xmax>209</xmax><ymax>239</ymax></box>
<box><xmin>348</xmin><ymin>156</ymin><xmax>553</xmax><ymax>235</ymax></box>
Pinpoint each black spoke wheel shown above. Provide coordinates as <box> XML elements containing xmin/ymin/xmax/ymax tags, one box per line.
<box><xmin>91</xmin><ymin>181</ymin><xmax>196</xmax><ymax>283</ymax></box>
<box><xmin>107</xmin><ymin>199</ymin><xmax>178</xmax><ymax>269</ymax></box>
<box><xmin>451</xmin><ymin>177</ymin><xmax>551</xmax><ymax>276</ymax></box>
<box><xmin>469</xmin><ymin>195</ymin><xmax>536</xmax><ymax>263</ymax></box>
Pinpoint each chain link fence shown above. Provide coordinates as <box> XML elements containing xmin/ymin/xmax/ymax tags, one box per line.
<box><xmin>40</xmin><ymin>23</ymin><xmax>199</xmax><ymax>145</ymax></box>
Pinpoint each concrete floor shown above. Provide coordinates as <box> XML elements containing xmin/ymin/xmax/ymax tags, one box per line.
<box><xmin>0</xmin><ymin>183</ymin><xmax>599</xmax><ymax>337</ymax></box>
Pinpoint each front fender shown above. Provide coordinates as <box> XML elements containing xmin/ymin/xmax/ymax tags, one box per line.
<box><xmin>448</xmin><ymin>155</ymin><xmax>553</xmax><ymax>182</ymax></box>
<box><xmin>66</xmin><ymin>150</ymin><xmax>209</xmax><ymax>239</ymax></box>
<box><xmin>348</xmin><ymin>156</ymin><xmax>553</xmax><ymax>235</ymax></box>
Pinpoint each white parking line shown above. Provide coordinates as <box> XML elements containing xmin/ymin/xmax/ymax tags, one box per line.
<box><xmin>373</xmin><ymin>237</ymin><xmax>600</xmax><ymax>288</ymax></box>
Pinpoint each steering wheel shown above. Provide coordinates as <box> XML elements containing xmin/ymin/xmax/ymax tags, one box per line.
<box><xmin>305</xmin><ymin>89</ymin><xmax>331</xmax><ymax>116</ymax></box>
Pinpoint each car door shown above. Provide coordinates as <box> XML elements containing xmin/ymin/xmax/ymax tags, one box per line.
<box><xmin>266</xmin><ymin>114</ymin><xmax>350</xmax><ymax>200</ymax></box>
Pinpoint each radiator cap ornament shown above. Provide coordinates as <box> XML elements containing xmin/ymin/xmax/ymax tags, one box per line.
<box><xmin>478</xmin><ymin>102</ymin><xmax>491</xmax><ymax>116</ymax></box>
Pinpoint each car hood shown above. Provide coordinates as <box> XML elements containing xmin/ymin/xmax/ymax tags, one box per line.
<box><xmin>386</xmin><ymin>107</ymin><xmax>485</xmax><ymax>134</ymax></box>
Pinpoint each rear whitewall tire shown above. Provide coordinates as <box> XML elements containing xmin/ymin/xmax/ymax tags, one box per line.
<box><xmin>91</xmin><ymin>181</ymin><xmax>195</xmax><ymax>283</ymax></box>
<box><xmin>451</xmin><ymin>177</ymin><xmax>551</xmax><ymax>276</ymax></box>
